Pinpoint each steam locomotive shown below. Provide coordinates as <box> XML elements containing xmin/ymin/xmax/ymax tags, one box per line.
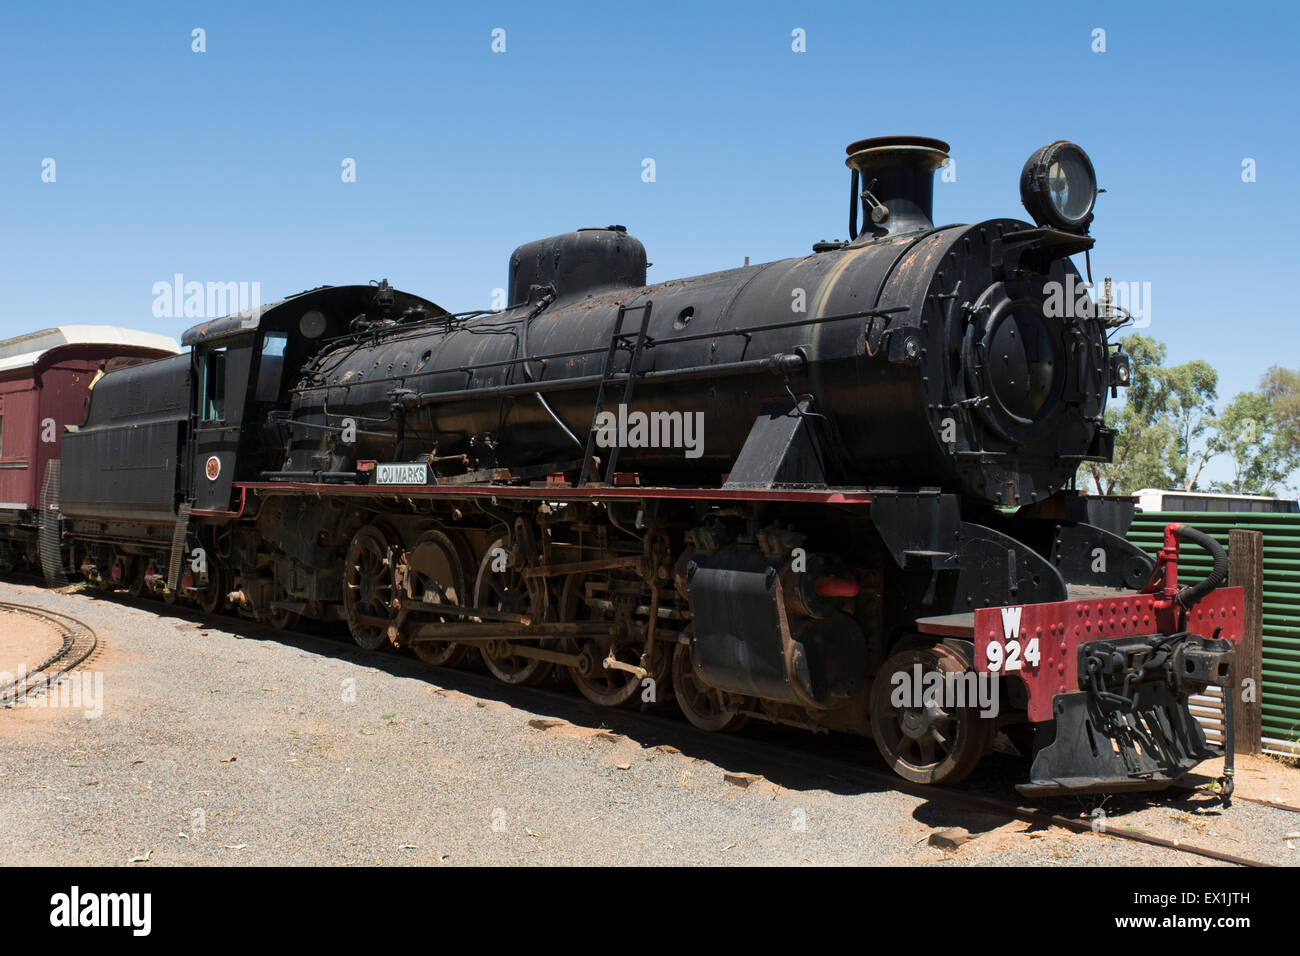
<box><xmin>5</xmin><ymin>136</ymin><xmax>1245</xmax><ymax>796</ymax></box>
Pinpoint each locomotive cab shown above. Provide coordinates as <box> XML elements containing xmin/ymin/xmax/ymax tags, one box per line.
<box><xmin>181</xmin><ymin>283</ymin><xmax>447</xmax><ymax>512</ymax></box>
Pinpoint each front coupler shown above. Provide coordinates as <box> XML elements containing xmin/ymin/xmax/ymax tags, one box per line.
<box><xmin>974</xmin><ymin>523</ymin><xmax>1244</xmax><ymax>797</ymax></box>
<box><xmin>1017</xmin><ymin>631</ymin><xmax>1235</xmax><ymax>796</ymax></box>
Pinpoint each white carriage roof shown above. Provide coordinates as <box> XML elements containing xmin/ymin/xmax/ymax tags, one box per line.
<box><xmin>1134</xmin><ymin>487</ymin><xmax>1293</xmax><ymax>504</ymax></box>
<box><xmin>0</xmin><ymin>326</ymin><xmax>180</xmax><ymax>373</ymax></box>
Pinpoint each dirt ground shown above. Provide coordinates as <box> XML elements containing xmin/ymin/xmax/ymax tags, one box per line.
<box><xmin>1183</xmin><ymin>753</ymin><xmax>1300</xmax><ymax>806</ymax></box>
<box><xmin>0</xmin><ymin>609</ymin><xmax>63</xmax><ymax>679</ymax></box>
<box><xmin>2</xmin><ymin>580</ymin><xmax>1299</xmax><ymax>867</ymax></box>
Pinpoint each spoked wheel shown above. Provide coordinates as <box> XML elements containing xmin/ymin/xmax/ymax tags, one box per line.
<box><xmin>405</xmin><ymin>530</ymin><xmax>470</xmax><ymax>668</ymax></box>
<box><xmin>475</xmin><ymin>536</ymin><xmax>551</xmax><ymax>685</ymax></box>
<box><xmin>572</xmin><ymin>638</ymin><xmax>671</xmax><ymax>709</ymax></box>
<box><xmin>197</xmin><ymin>563</ymin><xmax>226</xmax><ymax>615</ymax></box>
<box><xmin>869</xmin><ymin>642</ymin><xmax>995</xmax><ymax>785</ymax></box>
<box><xmin>344</xmin><ymin>525</ymin><xmax>399</xmax><ymax>650</ymax></box>
<box><xmin>672</xmin><ymin>640</ymin><xmax>748</xmax><ymax>732</ymax></box>
<box><xmin>561</xmin><ymin>572</ymin><xmax>670</xmax><ymax>709</ymax></box>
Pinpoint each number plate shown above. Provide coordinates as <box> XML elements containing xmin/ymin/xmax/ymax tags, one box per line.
<box><xmin>376</xmin><ymin>463</ymin><xmax>429</xmax><ymax>485</ymax></box>
<box><xmin>973</xmin><ymin>589</ymin><xmax>1246</xmax><ymax>722</ymax></box>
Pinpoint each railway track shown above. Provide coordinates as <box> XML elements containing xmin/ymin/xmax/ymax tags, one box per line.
<box><xmin>0</xmin><ymin>579</ymin><xmax>1289</xmax><ymax>866</ymax></box>
<box><xmin>0</xmin><ymin>601</ymin><xmax>99</xmax><ymax>706</ymax></box>
<box><xmin>377</xmin><ymin>645</ymin><xmax>1281</xmax><ymax>868</ymax></box>
<box><xmin>149</xmin><ymin>599</ymin><xmax>1296</xmax><ymax>864</ymax></box>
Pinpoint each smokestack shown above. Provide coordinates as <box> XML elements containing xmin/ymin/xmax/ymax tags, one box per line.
<box><xmin>845</xmin><ymin>136</ymin><xmax>950</xmax><ymax>239</ymax></box>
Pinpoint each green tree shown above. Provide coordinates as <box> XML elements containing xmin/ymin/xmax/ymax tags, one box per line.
<box><xmin>1163</xmin><ymin>355</ymin><xmax>1219</xmax><ymax>489</ymax></box>
<box><xmin>1263</xmin><ymin>366</ymin><xmax>1300</xmax><ymax>451</ymax></box>
<box><xmin>1086</xmin><ymin>334</ymin><xmax>1218</xmax><ymax>494</ymax></box>
<box><xmin>1207</xmin><ymin>368</ymin><xmax>1300</xmax><ymax>495</ymax></box>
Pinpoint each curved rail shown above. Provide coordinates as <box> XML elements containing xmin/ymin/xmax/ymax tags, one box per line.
<box><xmin>0</xmin><ymin>602</ymin><xmax>98</xmax><ymax>705</ymax></box>
<box><xmin>0</xmin><ymin>581</ymin><xmax>1281</xmax><ymax>865</ymax></box>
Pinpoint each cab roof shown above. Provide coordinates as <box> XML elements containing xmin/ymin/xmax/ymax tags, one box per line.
<box><xmin>180</xmin><ymin>284</ymin><xmax>446</xmax><ymax>348</ymax></box>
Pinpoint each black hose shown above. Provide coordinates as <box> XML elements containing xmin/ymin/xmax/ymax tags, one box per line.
<box><xmin>1173</xmin><ymin>523</ymin><xmax>1229</xmax><ymax>609</ymax></box>
<box><xmin>535</xmin><ymin>391</ymin><xmax>584</xmax><ymax>449</ymax></box>
<box><xmin>514</xmin><ymin>290</ymin><xmax>583</xmax><ymax>449</ymax></box>
<box><xmin>1171</xmin><ymin>524</ymin><xmax>1234</xmax><ymax>804</ymax></box>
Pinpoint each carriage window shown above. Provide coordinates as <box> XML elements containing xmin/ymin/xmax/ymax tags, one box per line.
<box><xmin>201</xmin><ymin>349</ymin><xmax>227</xmax><ymax>421</ymax></box>
<box><xmin>255</xmin><ymin>333</ymin><xmax>288</xmax><ymax>403</ymax></box>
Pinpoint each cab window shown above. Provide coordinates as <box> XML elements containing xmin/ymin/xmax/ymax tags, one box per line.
<box><xmin>255</xmin><ymin>333</ymin><xmax>288</xmax><ymax>403</ymax></box>
<box><xmin>200</xmin><ymin>348</ymin><xmax>227</xmax><ymax>422</ymax></box>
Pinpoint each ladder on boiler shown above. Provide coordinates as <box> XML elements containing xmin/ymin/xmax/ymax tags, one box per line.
<box><xmin>578</xmin><ymin>300</ymin><xmax>653</xmax><ymax>486</ymax></box>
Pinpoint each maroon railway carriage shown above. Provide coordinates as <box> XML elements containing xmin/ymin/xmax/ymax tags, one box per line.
<box><xmin>0</xmin><ymin>326</ymin><xmax>178</xmax><ymax>570</ymax></box>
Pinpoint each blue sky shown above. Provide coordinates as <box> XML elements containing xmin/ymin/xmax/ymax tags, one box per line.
<box><xmin>2</xmin><ymin>0</ymin><xmax>1296</xmax><ymax>476</ymax></box>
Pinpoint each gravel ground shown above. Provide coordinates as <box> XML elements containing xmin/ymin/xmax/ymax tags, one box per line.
<box><xmin>2</xmin><ymin>579</ymin><xmax>1297</xmax><ymax>867</ymax></box>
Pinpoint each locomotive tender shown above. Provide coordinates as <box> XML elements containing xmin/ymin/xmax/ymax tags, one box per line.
<box><xmin>21</xmin><ymin>136</ymin><xmax>1247</xmax><ymax>795</ymax></box>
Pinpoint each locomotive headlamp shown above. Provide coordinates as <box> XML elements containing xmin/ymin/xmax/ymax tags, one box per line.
<box><xmin>1019</xmin><ymin>141</ymin><xmax>1097</xmax><ymax>232</ymax></box>
<box><xmin>1109</xmin><ymin>349</ymin><xmax>1131</xmax><ymax>397</ymax></box>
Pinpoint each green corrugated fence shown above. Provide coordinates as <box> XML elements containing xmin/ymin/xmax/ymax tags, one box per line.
<box><xmin>1129</xmin><ymin>511</ymin><xmax>1300</xmax><ymax>756</ymax></box>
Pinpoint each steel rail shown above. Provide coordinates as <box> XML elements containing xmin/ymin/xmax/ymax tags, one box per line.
<box><xmin>125</xmin><ymin>598</ymin><xmax>1289</xmax><ymax>865</ymax></box>
<box><xmin>0</xmin><ymin>601</ymin><xmax>98</xmax><ymax>705</ymax></box>
<box><xmin>405</xmin><ymin>659</ymin><xmax>1278</xmax><ymax>868</ymax></box>
<box><xmin>0</xmin><ymin>577</ymin><xmax>1286</xmax><ymax>864</ymax></box>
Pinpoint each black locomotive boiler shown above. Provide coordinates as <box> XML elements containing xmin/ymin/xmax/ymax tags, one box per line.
<box><xmin>285</xmin><ymin>138</ymin><xmax>1111</xmax><ymax>506</ymax></box>
<box><xmin>50</xmin><ymin>136</ymin><xmax>1244</xmax><ymax>796</ymax></box>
